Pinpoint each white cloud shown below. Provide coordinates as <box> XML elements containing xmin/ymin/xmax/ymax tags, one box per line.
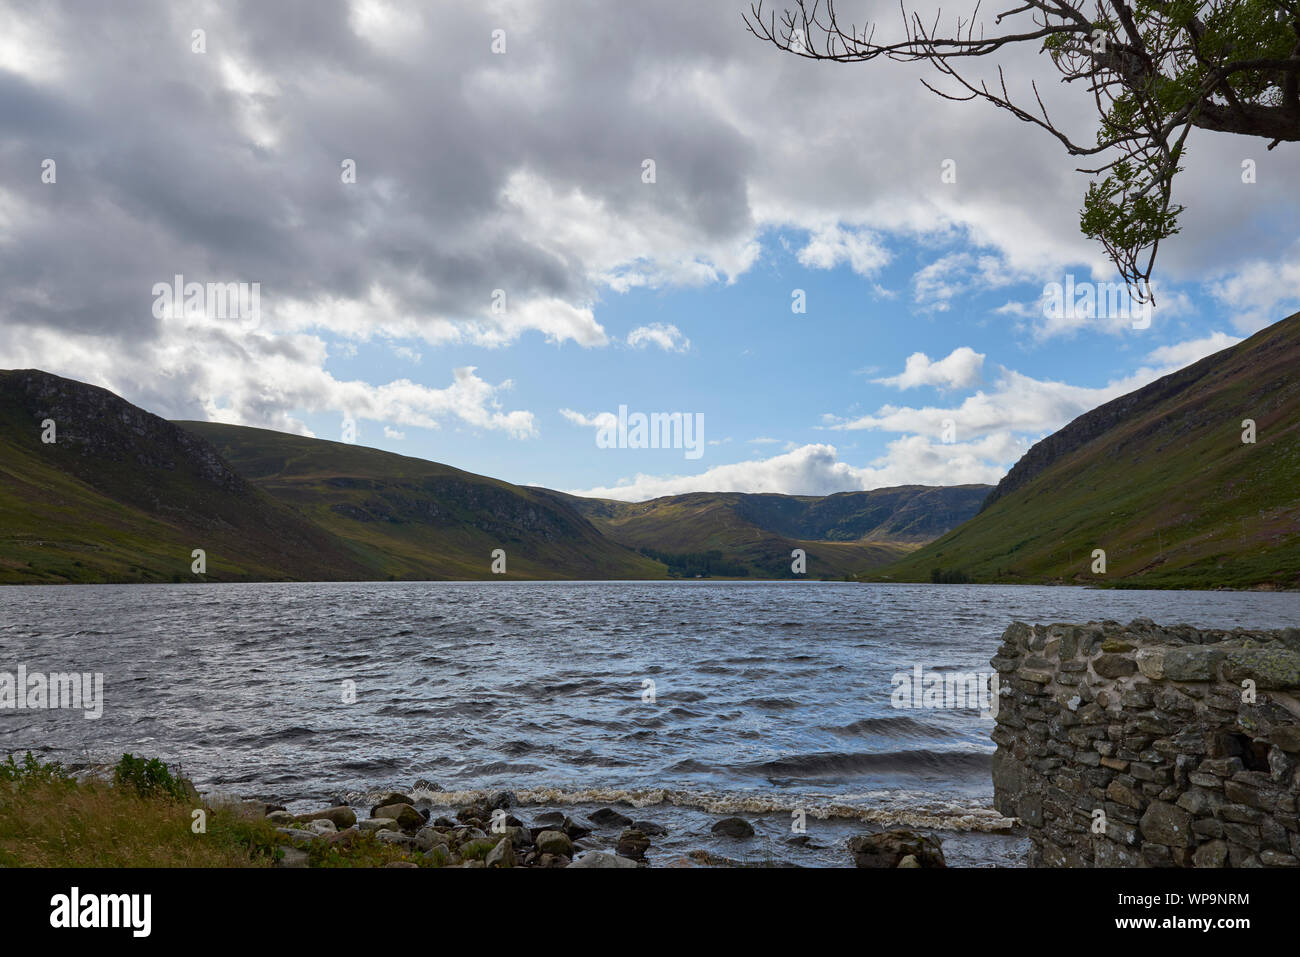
<box><xmin>874</xmin><ymin>347</ymin><xmax>985</xmax><ymax>390</ymax></box>
<box><xmin>384</xmin><ymin>426</ymin><xmax>406</xmax><ymax>439</ymax></box>
<box><xmin>568</xmin><ymin>439</ymin><xmax>1012</xmax><ymax>501</ymax></box>
<box><xmin>1207</xmin><ymin>253</ymin><xmax>1300</xmax><ymax>333</ymax></box>
<box><xmin>796</xmin><ymin>223</ymin><xmax>891</xmax><ymax>277</ymax></box>
<box><xmin>912</xmin><ymin>253</ymin><xmax>1024</xmax><ymax>313</ymax></box>
<box><xmin>627</xmin><ymin>322</ymin><xmax>690</xmax><ymax>352</ymax></box>
<box><xmin>1144</xmin><ymin>331</ymin><xmax>1241</xmax><ymax>368</ymax></box>
<box><xmin>560</xmin><ymin>408</ymin><xmax>618</xmax><ymax>431</ymax></box>
<box><xmin>995</xmin><ymin>281</ymin><xmax>1197</xmax><ymax>341</ymax></box>
<box><xmin>0</xmin><ymin>317</ymin><xmax>536</xmax><ymax>439</ymax></box>
<box><xmin>832</xmin><ymin>329</ymin><xmax>1244</xmax><ymax>442</ymax></box>
<box><xmin>831</xmin><ymin>368</ymin><xmax>1144</xmax><ymax>440</ymax></box>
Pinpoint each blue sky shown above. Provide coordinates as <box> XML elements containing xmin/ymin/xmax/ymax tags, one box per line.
<box><xmin>300</xmin><ymin>226</ymin><xmax>1262</xmax><ymax>498</ymax></box>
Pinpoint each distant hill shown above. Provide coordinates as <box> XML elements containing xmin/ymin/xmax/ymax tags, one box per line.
<box><xmin>0</xmin><ymin>370</ymin><xmax>374</xmax><ymax>583</ymax></box>
<box><xmin>548</xmin><ymin>486</ymin><xmax>991</xmax><ymax>579</ymax></box>
<box><xmin>0</xmin><ymin>369</ymin><xmax>1001</xmax><ymax>584</ymax></box>
<box><xmin>872</xmin><ymin>313</ymin><xmax>1300</xmax><ymax>589</ymax></box>
<box><xmin>179</xmin><ymin>421</ymin><xmax>664</xmax><ymax>580</ymax></box>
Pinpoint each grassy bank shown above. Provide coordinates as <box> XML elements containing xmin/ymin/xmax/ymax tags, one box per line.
<box><xmin>0</xmin><ymin>753</ymin><xmax>420</xmax><ymax>868</ymax></box>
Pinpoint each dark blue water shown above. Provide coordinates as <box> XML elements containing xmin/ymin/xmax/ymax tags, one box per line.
<box><xmin>2</xmin><ymin>581</ymin><xmax>1296</xmax><ymax>865</ymax></box>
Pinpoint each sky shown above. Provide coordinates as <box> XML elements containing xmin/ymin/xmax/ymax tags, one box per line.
<box><xmin>1</xmin><ymin>0</ymin><xmax>1296</xmax><ymax>501</ymax></box>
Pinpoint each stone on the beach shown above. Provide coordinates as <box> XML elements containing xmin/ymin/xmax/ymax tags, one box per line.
<box><xmin>632</xmin><ymin>820</ymin><xmax>667</xmax><ymax>836</ymax></box>
<box><xmin>307</xmin><ymin>818</ymin><xmax>337</xmax><ymax>834</ymax></box>
<box><xmin>266</xmin><ymin>810</ymin><xmax>296</xmax><ymax>825</ymax></box>
<box><xmin>372</xmin><ymin>802</ymin><xmax>425</xmax><ymax>830</ymax></box>
<box><xmin>417</xmin><ymin>826</ymin><xmax>451</xmax><ymax>847</ymax></box>
<box><xmin>533</xmin><ymin>811</ymin><xmax>565</xmax><ymax>827</ymax></box>
<box><xmin>376</xmin><ymin>830</ymin><xmax>423</xmax><ymax>849</ymax></box>
<box><xmin>535</xmin><ymin>829</ymin><xmax>574</xmax><ymax>856</ymax></box>
<box><xmin>588</xmin><ymin>807</ymin><xmax>634</xmax><ymax>828</ymax></box>
<box><xmin>711</xmin><ymin>816</ymin><xmax>755</xmax><ymax>838</ymax></box>
<box><xmin>370</xmin><ymin>793</ymin><xmax>414</xmax><ymax>815</ymax></box>
<box><xmin>566</xmin><ymin>850</ymin><xmax>639</xmax><ymax>868</ymax></box>
<box><xmin>896</xmin><ymin>854</ymin><xmax>921</xmax><ymax>868</ymax></box>
<box><xmin>275</xmin><ymin>827</ymin><xmax>315</xmax><ymax>848</ymax></box>
<box><xmin>323</xmin><ymin>828</ymin><xmax>360</xmax><ymax>849</ymax></box>
<box><xmin>847</xmin><ymin>830</ymin><xmax>946</xmax><ymax>868</ymax></box>
<box><xmin>499</xmin><ymin>825</ymin><xmax>531</xmax><ymax>847</ymax></box>
<box><xmin>360</xmin><ymin>818</ymin><xmax>400</xmax><ymax>833</ymax></box>
<box><xmin>538</xmin><ymin>853</ymin><xmax>571</xmax><ymax>868</ymax></box>
<box><xmin>424</xmin><ymin>844</ymin><xmax>453</xmax><ymax>867</ymax></box>
<box><xmin>617</xmin><ymin>828</ymin><xmax>651</xmax><ymax>860</ymax></box>
<box><xmin>294</xmin><ymin>805</ymin><xmax>357</xmax><ymax>829</ymax></box>
<box><xmin>276</xmin><ymin>846</ymin><xmax>310</xmax><ymax>868</ymax></box>
<box><xmin>485</xmin><ymin>838</ymin><xmax>516</xmax><ymax>868</ymax></box>
<box><xmin>561</xmin><ymin>816</ymin><xmax>592</xmax><ymax>840</ymax></box>
<box><xmin>453</xmin><ymin>826</ymin><xmax>487</xmax><ymax>844</ymax></box>
<box><xmin>455</xmin><ymin>800</ymin><xmax>492</xmax><ymax>826</ymax></box>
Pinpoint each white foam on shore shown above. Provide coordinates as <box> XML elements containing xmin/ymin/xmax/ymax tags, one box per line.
<box><xmin>392</xmin><ymin>785</ymin><xmax>1018</xmax><ymax>832</ymax></box>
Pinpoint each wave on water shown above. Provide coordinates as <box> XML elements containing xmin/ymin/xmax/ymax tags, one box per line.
<box><xmin>738</xmin><ymin>748</ymin><xmax>993</xmax><ymax>779</ymax></box>
<box><xmin>365</xmin><ymin>784</ymin><xmax>1018</xmax><ymax>833</ymax></box>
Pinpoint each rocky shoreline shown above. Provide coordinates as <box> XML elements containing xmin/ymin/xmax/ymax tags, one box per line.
<box><xmin>264</xmin><ymin>790</ymin><xmax>951</xmax><ymax>868</ymax></box>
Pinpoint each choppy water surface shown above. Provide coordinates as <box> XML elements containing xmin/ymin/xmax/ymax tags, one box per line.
<box><xmin>2</xmin><ymin>582</ymin><xmax>1297</xmax><ymax>866</ymax></box>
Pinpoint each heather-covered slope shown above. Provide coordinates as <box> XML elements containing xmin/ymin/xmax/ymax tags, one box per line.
<box><xmin>181</xmin><ymin>422</ymin><xmax>665</xmax><ymax>580</ymax></box>
<box><xmin>0</xmin><ymin>370</ymin><xmax>374</xmax><ymax>583</ymax></box>
<box><xmin>872</xmin><ymin>314</ymin><xmax>1300</xmax><ymax>588</ymax></box>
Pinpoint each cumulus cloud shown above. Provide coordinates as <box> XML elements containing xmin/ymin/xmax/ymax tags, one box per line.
<box><xmin>568</xmin><ymin>439</ymin><xmax>1014</xmax><ymax>501</ymax></box>
<box><xmin>1207</xmin><ymin>252</ymin><xmax>1300</xmax><ymax>333</ymax></box>
<box><xmin>829</xmin><ymin>360</ymin><xmax>1193</xmax><ymax>441</ymax></box>
<box><xmin>0</xmin><ymin>315</ymin><xmax>535</xmax><ymax>439</ymax></box>
<box><xmin>874</xmin><ymin>347</ymin><xmax>985</xmax><ymax>390</ymax></box>
<box><xmin>1144</xmin><ymin>331</ymin><xmax>1242</xmax><ymax>367</ymax></box>
<box><xmin>796</xmin><ymin>223</ymin><xmax>891</xmax><ymax>277</ymax></box>
<box><xmin>626</xmin><ymin>322</ymin><xmax>690</xmax><ymax>352</ymax></box>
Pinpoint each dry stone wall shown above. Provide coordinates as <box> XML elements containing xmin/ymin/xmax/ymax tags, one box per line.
<box><xmin>991</xmin><ymin>618</ymin><xmax>1300</xmax><ymax>867</ymax></box>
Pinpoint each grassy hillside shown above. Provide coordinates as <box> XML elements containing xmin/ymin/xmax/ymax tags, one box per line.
<box><xmin>181</xmin><ymin>421</ymin><xmax>665</xmax><ymax>580</ymax></box>
<box><xmin>547</xmin><ymin>486</ymin><xmax>990</xmax><ymax>579</ymax></box>
<box><xmin>871</xmin><ymin>313</ymin><xmax>1300</xmax><ymax>589</ymax></box>
<box><xmin>0</xmin><ymin>369</ymin><xmax>999</xmax><ymax>584</ymax></box>
<box><xmin>0</xmin><ymin>371</ymin><xmax>375</xmax><ymax>583</ymax></box>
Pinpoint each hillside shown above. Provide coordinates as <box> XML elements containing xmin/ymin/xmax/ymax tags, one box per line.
<box><xmin>180</xmin><ymin>422</ymin><xmax>664</xmax><ymax>580</ymax></box>
<box><xmin>0</xmin><ymin>370</ymin><xmax>1008</xmax><ymax>584</ymax></box>
<box><xmin>871</xmin><ymin>313</ymin><xmax>1300</xmax><ymax>588</ymax></box>
<box><xmin>547</xmin><ymin>486</ymin><xmax>990</xmax><ymax>579</ymax></box>
<box><xmin>0</xmin><ymin>370</ymin><xmax>375</xmax><ymax>583</ymax></box>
